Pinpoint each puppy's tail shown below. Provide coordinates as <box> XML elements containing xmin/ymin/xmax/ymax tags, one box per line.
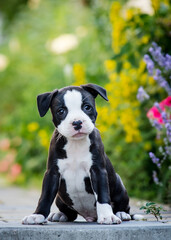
<box><xmin>131</xmin><ymin>214</ymin><xmax>147</xmax><ymax>221</ymax></box>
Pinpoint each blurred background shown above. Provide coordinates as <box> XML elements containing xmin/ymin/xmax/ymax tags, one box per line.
<box><xmin>0</xmin><ymin>0</ymin><xmax>171</xmax><ymax>204</ymax></box>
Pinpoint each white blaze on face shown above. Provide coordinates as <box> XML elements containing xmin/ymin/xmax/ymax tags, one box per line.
<box><xmin>57</xmin><ymin>90</ymin><xmax>94</xmax><ymax>139</ymax></box>
<box><xmin>64</xmin><ymin>89</ymin><xmax>82</xmax><ymax>112</ymax></box>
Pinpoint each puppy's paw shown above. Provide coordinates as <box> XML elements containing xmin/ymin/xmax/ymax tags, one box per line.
<box><xmin>98</xmin><ymin>213</ymin><xmax>121</xmax><ymax>224</ymax></box>
<box><xmin>22</xmin><ymin>214</ymin><xmax>47</xmax><ymax>225</ymax></box>
<box><xmin>97</xmin><ymin>203</ymin><xmax>122</xmax><ymax>224</ymax></box>
<box><xmin>116</xmin><ymin>211</ymin><xmax>131</xmax><ymax>221</ymax></box>
<box><xmin>48</xmin><ymin>212</ymin><xmax>68</xmax><ymax>222</ymax></box>
<box><xmin>132</xmin><ymin>214</ymin><xmax>146</xmax><ymax>221</ymax></box>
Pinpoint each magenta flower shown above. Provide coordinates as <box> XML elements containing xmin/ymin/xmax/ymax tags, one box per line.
<box><xmin>147</xmin><ymin>97</ymin><xmax>171</xmax><ymax>124</ymax></box>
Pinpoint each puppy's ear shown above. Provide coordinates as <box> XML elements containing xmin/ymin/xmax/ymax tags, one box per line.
<box><xmin>37</xmin><ymin>89</ymin><xmax>58</xmax><ymax>117</ymax></box>
<box><xmin>81</xmin><ymin>84</ymin><xmax>108</xmax><ymax>101</ymax></box>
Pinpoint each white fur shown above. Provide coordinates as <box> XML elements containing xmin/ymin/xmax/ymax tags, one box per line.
<box><xmin>58</xmin><ymin>136</ymin><xmax>97</xmax><ymax>220</ymax></box>
<box><xmin>22</xmin><ymin>214</ymin><xmax>46</xmax><ymax>225</ymax></box>
<box><xmin>48</xmin><ymin>212</ymin><xmax>68</xmax><ymax>222</ymax></box>
<box><xmin>116</xmin><ymin>211</ymin><xmax>131</xmax><ymax>221</ymax></box>
<box><xmin>57</xmin><ymin>90</ymin><xmax>94</xmax><ymax>139</ymax></box>
<box><xmin>96</xmin><ymin>202</ymin><xmax>121</xmax><ymax>224</ymax></box>
<box><xmin>132</xmin><ymin>214</ymin><xmax>146</xmax><ymax>221</ymax></box>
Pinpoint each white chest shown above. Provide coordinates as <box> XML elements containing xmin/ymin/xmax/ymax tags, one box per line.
<box><xmin>58</xmin><ymin>137</ymin><xmax>96</xmax><ymax>218</ymax></box>
<box><xmin>58</xmin><ymin>137</ymin><xmax>92</xmax><ymax>179</ymax></box>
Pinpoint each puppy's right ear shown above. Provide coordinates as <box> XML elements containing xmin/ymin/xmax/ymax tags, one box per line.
<box><xmin>37</xmin><ymin>89</ymin><xmax>58</xmax><ymax>117</ymax></box>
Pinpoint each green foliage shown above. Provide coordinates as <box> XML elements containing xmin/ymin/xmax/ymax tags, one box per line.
<box><xmin>140</xmin><ymin>202</ymin><xmax>165</xmax><ymax>221</ymax></box>
<box><xmin>95</xmin><ymin>0</ymin><xmax>171</xmax><ymax>204</ymax></box>
<box><xmin>0</xmin><ymin>0</ymin><xmax>110</xmax><ymax>185</ymax></box>
<box><xmin>0</xmin><ymin>0</ymin><xmax>28</xmax><ymax>26</ymax></box>
<box><xmin>0</xmin><ymin>0</ymin><xmax>171</xmax><ymax>205</ymax></box>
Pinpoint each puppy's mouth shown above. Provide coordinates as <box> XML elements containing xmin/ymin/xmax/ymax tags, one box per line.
<box><xmin>72</xmin><ymin>131</ymin><xmax>87</xmax><ymax>139</ymax></box>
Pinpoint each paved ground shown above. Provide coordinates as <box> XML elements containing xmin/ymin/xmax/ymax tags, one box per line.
<box><xmin>0</xmin><ymin>185</ymin><xmax>171</xmax><ymax>240</ymax></box>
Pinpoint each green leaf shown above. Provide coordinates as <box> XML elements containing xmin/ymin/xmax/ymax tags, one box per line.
<box><xmin>146</xmin><ymin>202</ymin><xmax>156</xmax><ymax>207</ymax></box>
<box><xmin>140</xmin><ymin>206</ymin><xmax>146</xmax><ymax>210</ymax></box>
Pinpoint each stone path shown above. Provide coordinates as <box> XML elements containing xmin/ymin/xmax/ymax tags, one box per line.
<box><xmin>0</xmin><ymin>186</ymin><xmax>171</xmax><ymax>240</ymax></box>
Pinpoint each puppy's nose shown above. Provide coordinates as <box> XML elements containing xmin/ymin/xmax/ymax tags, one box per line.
<box><xmin>72</xmin><ymin>120</ymin><xmax>82</xmax><ymax>131</ymax></box>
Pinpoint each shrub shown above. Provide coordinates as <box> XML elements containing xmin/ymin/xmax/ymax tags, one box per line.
<box><xmin>94</xmin><ymin>0</ymin><xmax>171</xmax><ymax>202</ymax></box>
<box><xmin>0</xmin><ymin>0</ymin><xmax>171</xmax><ymax>204</ymax></box>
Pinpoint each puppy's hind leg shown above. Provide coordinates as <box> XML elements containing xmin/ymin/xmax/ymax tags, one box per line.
<box><xmin>48</xmin><ymin>196</ymin><xmax>78</xmax><ymax>222</ymax></box>
<box><xmin>111</xmin><ymin>174</ymin><xmax>131</xmax><ymax>221</ymax></box>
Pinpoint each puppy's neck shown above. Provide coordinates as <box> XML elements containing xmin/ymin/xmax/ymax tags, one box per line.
<box><xmin>65</xmin><ymin>134</ymin><xmax>90</xmax><ymax>154</ymax></box>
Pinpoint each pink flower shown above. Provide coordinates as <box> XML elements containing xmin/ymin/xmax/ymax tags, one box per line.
<box><xmin>11</xmin><ymin>163</ymin><xmax>21</xmax><ymax>176</ymax></box>
<box><xmin>10</xmin><ymin>163</ymin><xmax>22</xmax><ymax>180</ymax></box>
<box><xmin>160</xmin><ymin>96</ymin><xmax>171</xmax><ymax>108</ymax></box>
<box><xmin>0</xmin><ymin>152</ymin><xmax>16</xmax><ymax>173</ymax></box>
<box><xmin>0</xmin><ymin>160</ymin><xmax>11</xmax><ymax>172</ymax></box>
<box><xmin>147</xmin><ymin>97</ymin><xmax>171</xmax><ymax>124</ymax></box>
<box><xmin>0</xmin><ymin>138</ymin><xmax>10</xmax><ymax>151</ymax></box>
<box><xmin>147</xmin><ymin>106</ymin><xmax>163</xmax><ymax>123</ymax></box>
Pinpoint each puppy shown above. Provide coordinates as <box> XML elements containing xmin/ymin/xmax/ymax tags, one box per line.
<box><xmin>22</xmin><ymin>84</ymin><xmax>131</xmax><ymax>225</ymax></box>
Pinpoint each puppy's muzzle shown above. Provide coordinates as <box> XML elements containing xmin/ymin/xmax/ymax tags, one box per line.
<box><xmin>72</xmin><ymin>120</ymin><xmax>82</xmax><ymax>131</ymax></box>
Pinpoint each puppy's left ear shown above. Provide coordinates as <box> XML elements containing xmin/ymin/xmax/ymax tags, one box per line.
<box><xmin>81</xmin><ymin>83</ymin><xmax>108</xmax><ymax>101</ymax></box>
<box><xmin>37</xmin><ymin>89</ymin><xmax>58</xmax><ymax>117</ymax></box>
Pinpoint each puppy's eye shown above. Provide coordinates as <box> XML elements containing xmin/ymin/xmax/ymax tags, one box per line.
<box><xmin>83</xmin><ymin>104</ymin><xmax>92</xmax><ymax>112</ymax></box>
<box><xmin>57</xmin><ymin>108</ymin><xmax>65</xmax><ymax>116</ymax></box>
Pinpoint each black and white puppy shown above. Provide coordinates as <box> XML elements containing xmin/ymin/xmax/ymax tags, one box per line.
<box><xmin>22</xmin><ymin>84</ymin><xmax>131</xmax><ymax>225</ymax></box>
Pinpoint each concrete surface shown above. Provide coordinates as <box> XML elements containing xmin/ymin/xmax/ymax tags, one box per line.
<box><xmin>0</xmin><ymin>221</ymin><xmax>171</xmax><ymax>240</ymax></box>
<box><xmin>0</xmin><ymin>186</ymin><xmax>171</xmax><ymax>240</ymax></box>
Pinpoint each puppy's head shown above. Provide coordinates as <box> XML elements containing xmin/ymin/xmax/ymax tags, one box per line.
<box><xmin>37</xmin><ymin>84</ymin><xmax>108</xmax><ymax>140</ymax></box>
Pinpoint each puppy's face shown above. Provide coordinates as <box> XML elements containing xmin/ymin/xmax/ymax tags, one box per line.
<box><xmin>51</xmin><ymin>88</ymin><xmax>96</xmax><ymax>140</ymax></box>
<box><xmin>37</xmin><ymin>84</ymin><xmax>108</xmax><ymax>140</ymax></box>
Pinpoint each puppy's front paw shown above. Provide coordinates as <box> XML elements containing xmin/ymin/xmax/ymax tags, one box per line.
<box><xmin>48</xmin><ymin>212</ymin><xmax>68</xmax><ymax>222</ymax></box>
<box><xmin>22</xmin><ymin>214</ymin><xmax>47</xmax><ymax>225</ymax></box>
<box><xmin>116</xmin><ymin>211</ymin><xmax>131</xmax><ymax>221</ymax></box>
<box><xmin>97</xmin><ymin>203</ymin><xmax>121</xmax><ymax>224</ymax></box>
<box><xmin>98</xmin><ymin>213</ymin><xmax>121</xmax><ymax>224</ymax></box>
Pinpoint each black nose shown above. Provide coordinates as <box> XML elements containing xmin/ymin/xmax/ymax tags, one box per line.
<box><xmin>72</xmin><ymin>120</ymin><xmax>82</xmax><ymax>131</ymax></box>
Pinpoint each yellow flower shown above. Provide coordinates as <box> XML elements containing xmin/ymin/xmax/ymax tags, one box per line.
<box><xmin>110</xmin><ymin>2</ymin><xmax>126</xmax><ymax>54</ymax></box>
<box><xmin>111</xmin><ymin>18</ymin><xmax>126</xmax><ymax>53</ymax></box>
<box><xmin>141</xmin><ymin>35</ymin><xmax>149</xmax><ymax>44</ymax></box>
<box><xmin>149</xmin><ymin>76</ymin><xmax>155</xmax><ymax>85</ymax></box>
<box><xmin>40</xmin><ymin>138</ymin><xmax>49</xmax><ymax>149</ymax></box>
<box><xmin>125</xmin><ymin>134</ymin><xmax>133</xmax><ymax>143</ymax></box>
<box><xmin>110</xmin><ymin>2</ymin><xmax>121</xmax><ymax>22</ymax></box>
<box><xmin>97</xmin><ymin>124</ymin><xmax>108</xmax><ymax>134</ymax></box>
<box><xmin>27</xmin><ymin>122</ymin><xmax>39</xmax><ymax>132</ymax></box>
<box><xmin>125</xmin><ymin>9</ymin><xmax>134</xmax><ymax>21</ymax></box>
<box><xmin>123</xmin><ymin>61</ymin><xmax>131</xmax><ymax>69</ymax></box>
<box><xmin>144</xmin><ymin>142</ymin><xmax>152</xmax><ymax>151</ymax></box>
<box><xmin>109</xmin><ymin>72</ymin><xmax>117</xmax><ymax>82</ymax></box>
<box><xmin>119</xmin><ymin>107</ymin><xmax>141</xmax><ymax>143</ymax></box>
<box><xmin>104</xmin><ymin>60</ymin><xmax>116</xmax><ymax>72</ymax></box>
<box><xmin>38</xmin><ymin>129</ymin><xmax>50</xmax><ymax>150</ymax></box>
<box><xmin>151</xmin><ymin>0</ymin><xmax>160</xmax><ymax>12</ymax></box>
<box><xmin>163</xmin><ymin>0</ymin><xmax>169</xmax><ymax>6</ymax></box>
<box><xmin>73</xmin><ymin>63</ymin><xmax>86</xmax><ymax>86</ymax></box>
<box><xmin>38</xmin><ymin>129</ymin><xmax>48</xmax><ymax>138</ymax></box>
<box><xmin>122</xmin><ymin>87</ymin><xmax>131</xmax><ymax>98</ymax></box>
<box><xmin>138</xmin><ymin>60</ymin><xmax>146</xmax><ymax>74</ymax></box>
<box><xmin>140</xmin><ymin>73</ymin><xmax>148</xmax><ymax>85</ymax></box>
<box><xmin>108</xmin><ymin>111</ymin><xmax>117</xmax><ymax>125</ymax></box>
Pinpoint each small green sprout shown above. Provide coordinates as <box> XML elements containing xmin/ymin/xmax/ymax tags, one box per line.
<box><xmin>140</xmin><ymin>202</ymin><xmax>166</xmax><ymax>221</ymax></box>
